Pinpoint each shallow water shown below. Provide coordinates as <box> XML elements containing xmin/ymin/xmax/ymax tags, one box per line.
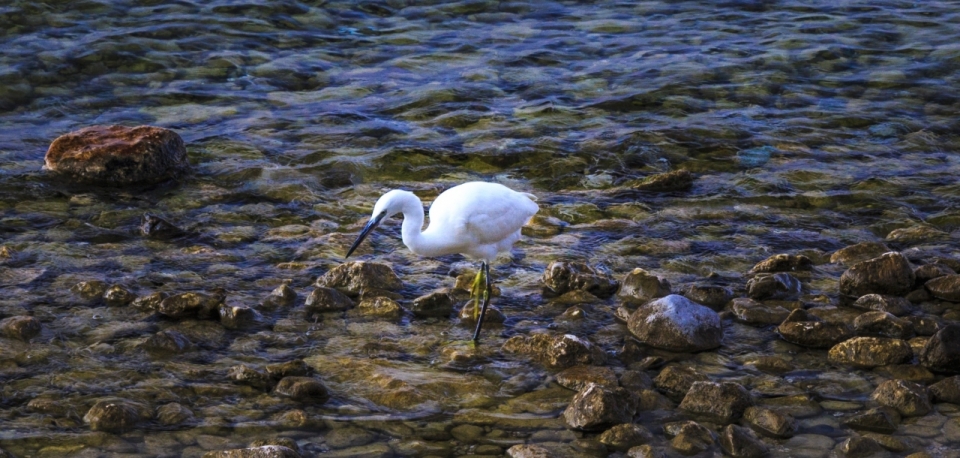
<box><xmin>2</xmin><ymin>0</ymin><xmax>960</xmax><ymax>457</ymax></box>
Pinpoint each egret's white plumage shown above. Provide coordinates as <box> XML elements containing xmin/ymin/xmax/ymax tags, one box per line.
<box><xmin>346</xmin><ymin>181</ymin><xmax>539</xmax><ymax>341</ymax></box>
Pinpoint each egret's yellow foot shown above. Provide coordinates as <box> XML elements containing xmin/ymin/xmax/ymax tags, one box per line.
<box><xmin>470</xmin><ymin>268</ymin><xmax>485</xmax><ymax>320</ymax></box>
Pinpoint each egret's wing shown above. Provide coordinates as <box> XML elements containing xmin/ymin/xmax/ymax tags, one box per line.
<box><xmin>425</xmin><ymin>182</ymin><xmax>539</xmax><ymax>247</ymax></box>
<box><xmin>461</xmin><ymin>193</ymin><xmax>539</xmax><ymax>246</ymax></box>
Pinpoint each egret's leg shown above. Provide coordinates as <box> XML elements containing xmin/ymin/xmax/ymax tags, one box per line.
<box><xmin>472</xmin><ymin>261</ymin><xmax>491</xmax><ymax>342</ymax></box>
<box><xmin>470</xmin><ymin>267</ymin><xmax>484</xmax><ymax>320</ymax></box>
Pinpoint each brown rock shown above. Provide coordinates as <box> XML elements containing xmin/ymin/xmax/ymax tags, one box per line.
<box><xmin>924</xmin><ymin>274</ymin><xmax>960</xmax><ymax>302</ymax></box>
<box><xmin>315</xmin><ymin>261</ymin><xmax>402</xmax><ymax>297</ymax></box>
<box><xmin>44</xmin><ymin>125</ymin><xmax>189</xmax><ymax>185</ymax></box>
<box><xmin>502</xmin><ymin>333</ymin><xmax>605</xmax><ymax>369</ymax></box>
<box><xmin>929</xmin><ymin>376</ymin><xmax>960</xmax><ymax>404</ymax></box>
<box><xmin>731</xmin><ymin>298</ymin><xmax>790</xmax><ymax>325</ymax></box>
<box><xmin>682</xmin><ymin>284</ymin><xmax>733</xmax><ymax>310</ymax></box>
<box><xmin>839</xmin><ymin>252</ymin><xmax>915</xmax><ymax>298</ymax></box>
<box><xmin>743</xmin><ymin>406</ymin><xmax>796</xmax><ymax>438</ymax></box>
<box><xmin>600</xmin><ymin>424</ymin><xmax>654</xmax><ymax>452</ymax></box>
<box><xmin>668</xmin><ymin>421</ymin><xmax>716</xmax><ymax>455</ymax></box>
<box><xmin>678</xmin><ymin>381</ymin><xmax>753</xmax><ymax>423</ymax></box>
<box><xmin>853</xmin><ymin>311</ymin><xmax>913</xmax><ymax>339</ymax></box>
<box><xmin>563</xmin><ymin>383</ymin><xmax>637</xmax><ymax>431</ymax></box>
<box><xmin>304</xmin><ymin>287</ymin><xmax>354</xmax><ymax>313</ymax></box>
<box><xmin>850</xmin><ymin>294</ymin><xmax>912</xmax><ymax>316</ymax></box>
<box><xmin>653</xmin><ymin>365</ymin><xmax>708</xmax><ymax>402</ymax></box>
<box><xmin>83</xmin><ymin>399</ymin><xmax>144</xmax><ymax>432</ymax></box>
<box><xmin>0</xmin><ymin>315</ymin><xmax>41</xmax><ymax>341</ymax></box>
<box><xmin>633</xmin><ymin>169</ymin><xmax>694</xmax><ymax>192</ymax></box>
<box><xmin>103</xmin><ymin>284</ymin><xmax>136</xmax><ymax>306</ymax></box>
<box><xmin>777</xmin><ymin>309</ymin><xmax>852</xmax><ymax>348</ymax></box>
<box><xmin>841</xmin><ymin>406</ymin><xmax>900</xmax><ymax>434</ymax></box>
<box><xmin>274</xmin><ymin>377</ymin><xmax>329</xmax><ymax>403</ymax></box>
<box><xmin>627</xmin><ymin>294</ymin><xmax>722</xmax><ymax>352</ymax></box>
<box><xmin>555</xmin><ymin>365</ymin><xmax>618</xmax><ymax>391</ymax></box>
<box><xmin>871</xmin><ymin>379</ymin><xmax>931</xmax><ymax>417</ymax></box>
<box><xmin>541</xmin><ymin>261</ymin><xmax>619</xmax><ymax>298</ymax></box>
<box><xmin>919</xmin><ymin>324</ymin><xmax>960</xmax><ymax>373</ymax></box>
<box><xmin>749</xmin><ymin>254</ymin><xmax>813</xmax><ymax>274</ymax></box>
<box><xmin>746</xmin><ymin>273</ymin><xmax>801</xmax><ymax>301</ymax></box>
<box><xmin>410</xmin><ymin>290</ymin><xmax>455</xmax><ymax>318</ymax></box>
<box><xmin>201</xmin><ymin>446</ymin><xmax>302</xmax><ymax>458</ymax></box>
<box><xmin>618</xmin><ymin>268</ymin><xmax>671</xmax><ymax>305</ymax></box>
<box><xmin>830</xmin><ymin>242</ymin><xmax>891</xmax><ymax>266</ymax></box>
<box><xmin>827</xmin><ymin>337</ymin><xmax>913</xmax><ymax>368</ymax></box>
<box><xmin>914</xmin><ymin>263</ymin><xmax>956</xmax><ymax>283</ymax></box>
<box><xmin>719</xmin><ymin>424</ymin><xmax>768</xmax><ymax>458</ymax></box>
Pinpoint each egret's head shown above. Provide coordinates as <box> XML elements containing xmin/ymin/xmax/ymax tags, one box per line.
<box><xmin>345</xmin><ymin>189</ymin><xmax>416</xmax><ymax>259</ymax></box>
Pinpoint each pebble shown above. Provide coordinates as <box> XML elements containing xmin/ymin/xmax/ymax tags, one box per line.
<box><xmin>618</xmin><ymin>268</ymin><xmax>671</xmax><ymax>305</ymax></box>
<box><xmin>746</xmin><ymin>272</ymin><xmax>802</xmax><ymax>301</ymax></box>
<box><xmin>719</xmin><ymin>424</ymin><xmax>768</xmax><ymax>458</ymax></box>
<box><xmin>541</xmin><ymin>261</ymin><xmax>619</xmax><ymax>298</ymax></box>
<box><xmin>919</xmin><ymin>324</ymin><xmax>960</xmax><ymax>373</ymax></box>
<box><xmin>273</xmin><ymin>377</ymin><xmax>329</xmax><ymax>403</ymax></box>
<box><xmin>678</xmin><ymin>381</ymin><xmax>753</xmax><ymax>424</ymax></box>
<box><xmin>562</xmin><ymin>383</ymin><xmax>636</xmax><ymax>431</ymax></box>
<box><xmin>924</xmin><ymin>274</ymin><xmax>960</xmax><ymax>302</ymax></box>
<box><xmin>668</xmin><ymin>421</ymin><xmax>716</xmax><ymax>455</ymax></box>
<box><xmin>830</xmin><ymin>242</ymin><xmax>891</xmax><ymax>266</ymax></box>
<box><xmin>410</xmin><ymin>289</ymin><xmax>455</xmax><ymax>317</ymax></box>
<box><xmin>731</xmin><ymin>297</ymin><xmax>791</xmax><ymax>325</ymax></box>
<box><xmin>0</xmin><ymin>315</ymin><xmax>41</xmax><ymax>341</ymax></box>
<box><xmin>682</xmin><ymin>284</ymin><xmax>733</xmax><ymax>310</ymax></box>
<box><xmin>929</xmin><ymin>376</ymin><xmax>960</xmax><ymax>404</ymax></box>
<box><xmin>304</xmin><ymin>287</ymin><xmax>354</xmax><ymax>313</ymax></box>
<box><xmin>850</xmin><ymin>294</ymin><xmax>912</xmax><ymax>316</ymax></box>
<box><xmin>871</xmin><ymin>380</ymin><xmax>932</xmax><ymax>417</ymax></box>
<box><xmin>599</xmin><ymin>423</ymin><xmax>654</xmax><ymax>452</ymax></box>
<box><xmin>315</xmin><ymin>261</ymin><xmax>402</xmax><ymax>297</ymax></box>
<box><xmin>853</xmin><ymin>311</ymin><xmax>913</xmax><ymax>339</ymax></box>
<box><xmin>777</xmin><ymin>309</ymin><xmax>852</xmax><ymax>348</ymax></box>
<box><xmin>356</xmin><ymin>296</ymin><xmax>402</xmax><ymax>320</ymax></box>
<box><xmin>555</xmin><ymin>365</ymin><xmax>618</xmax><ymax>391</ymax></box>
<box><xmin>83</xmin><ymin>399</ymin><xmax>144</xmax><ymax>432</ymax></box>
<box><xmin>743</xmin><ymin>406</ymin><xmax>797</xmax><ymax>438</ymax></box>
<box><xmin>653</xmin><ymin>365</ymin><xmax>708</xmax><ymax>402</ymax></box>
<box><xmin>502</xmin><ymin>333</ymin><xmax>605</xmax><ymax>369</ymax></box>
<box><xmin>839</xmin><ymin>252</ymin><xmax>915</xmax><ymax>298</ymax></box>
<box><xmin>750</xmin><ymin>253</ymin><xmax>813</xmax><ymax>273</ymax></box>
<box><xmin>827</xmin><ymin>337</ymin><xmax>913</xmax><ymax>368</ymax></box>
<box><xmin>842</xmin><ymin>407</ymin><xmax>901</xmax><ymax>434</ymax></box>
<box><xmin>156</xmin><ymin>402</ymin><xmax>194</xmax><ymax>426</ymax></box>
<box><xmin>201</xmin><ymin>445</ymin><xmax>302</xmax><ymax>458</ymax></box>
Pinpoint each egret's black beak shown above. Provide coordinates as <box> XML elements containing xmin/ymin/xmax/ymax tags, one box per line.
<box><xmin>345</xmin><ymin>211</ymin><xmax>386</xmax><ymax>259</ymax></box>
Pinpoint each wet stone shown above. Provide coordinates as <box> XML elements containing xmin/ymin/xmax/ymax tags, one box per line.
<box><xmin>619</xmin><ymin>370</ymin><xmax>653</xmax><ymax>391</ymax></box>
<box><xmin>747</xmin><ymin>273</ymin><xmax>801</xmax><ymax>301</ymax></box>
<box><xmin>886</xmin><ymin>225</ymin><xmax>950</xmax><ymax>244</ymax></box>
<box><xmin>562</xmin><ymin>383</ymin><xmax>637</xmax><ymax>431</ymax></box>
<box><xmin>777</xmin><ymin>309</ymin><xmax>852</xmax><ymax>348</ymax></box>
<box><xmin>678</xmin><ymin>381</ymin><xmax>753</xmax><ymax>424</ymax></box>
<box><xmin>914</xmin><ymin>263</ymin><xmax>956</xmax><ymax>283</ymax></box>
<box><xmin>929</xmin><ymin>376</ymin><xmax>960</xmax><ymax>404</ymax></box>
<box><xmin>411</xmin><ymin>289</ymin><xmax>454</xmax><ymax>318</ymax></box>
<box><xmin>159</xmin><ymin>292</ymin><xmax>220</xmax><ymax>319</ymax></box>
<box><xmin>450</xmin><ymin>424</ymin><xmax>484</xmax><ymax>443</ymax></box>
<box><xmin>72</xmin><ymin>280</ymin><xmax>107</xmax><ymax>302</ymax></box>
<box><xmin>627</xmin><ymin>294</ymin><xmax>722</xmax><ymax>352</ymax></box>
<box><xmin>924</xmin><ymin>274</ymin><xmax>960</xmax><ymax>302</ymax></box>
<box><xmin>249</xmin><ymin>439</ymin><xmax>300</xmax><ymax>456</ymax></box>
<box><xmin>219</xmin><ymin>304</ymin><xmax>263</xmax><ymax>329</ymax></box>
<box><xmin>905</xmin><ymin>288</ymin><xmax>930</xmax><ymax>304</ymax></box>
<box><xmin>140</xmin><ymin>213</ymin><xmax>186</xmax><ymax>240</ymax></box>
<box><xmin>502</xmin><ymin>333</ymin><xmax>605</xmax><ymax>369</ymax></box>
<box><xmin>458</xmin><ymin>302</ymin><xmax>505</xmax><ymax>325</ymax></box>
<box><xmin>261</xmin><ymin>283</ymin><xmax>297</xmax><ymax>309</ymax></box>
<box><xmin>0</xmin><ymin>315</ymin><xmax>41</xmax><ymax>341</ymax></box>
<box><xmin>228</xmin><ymin>365</ymin><xmax>274</xmax><ymax>390</ymax></box>
<box><xmin>599</xmin><ymin>423</ymin><xmax>654</xmax><ymax>452</ymax></box>
<box><xmin>266</xmin><ymin>360</ymin><xmax>311</xmax><ymax>379</ymax></box>
<box><xmin>874</xmin><ymin>364</ymin><xmax>935</xmax><ymax>384</ymax></box>
<box><xmin>719</xmin><ymin>424</ymin><xmax>769</xmax><ymax>458</ymax></box>
<box><xmin>831</xmin><ymin>242</ymin><xmax>892</xmax><ymax>266</ymax></box>
<box><xmin>356</xmin><ymin>296</ymin><xmax>402</xmax><ymax>320</ymax></box>
<box><xmin>274</xmin><ymin>377</ymin><xmax>329</xmax><ymax>403</ymax></box>
<box><xmin>828</xmin><ymin>337</ymin><xmax>913</xmax><ymax>369</ymax></box>
<box><xmin>315</xmin><ymin>261</ymin><xmax>402</xmax><ymax>297</ymax></box>
<box><xmin>103</xmin><ymin>284</ymin><xmax>136</xmax><ymax>306</ymax></box>
<box><xmin>633</xmin><ymin>169</ymin><xmax>694</xmax><ymax>192</ymax></box>
<box><xmin>745</xmin><ymin>355</ymin><xmax>794</xmax><ymax>374</ymax></box>
<box><xmin>744</xmin><ymin>405</ymin><xmax>796</xmax><ymax>439</ymax></box>
<box><xmin>853</xmin><ymin>311</ymin><xmax>913</xmax><ymax>339</ymax></box>
<box><xmin>304</xmin><ymin>287</ymin><xmax>354</xmax><ymax>314</ymax></box>
<box><xmin>326</xmin><ymin>427</ymin><xmax>376</xmax><ymax>449</ymax></box>
<box><xmin>842</xmin><ymin>407</ymin><xmax>901</xmax><ymax>434</ymax></box>
<box><xmin>872</xmin><ymin>380</ymin><xmax>931</xmax><ymax>417</ymax></box>
<box><xmin>83</xmin><ymin>399</ymin><xmax>143</xmax><ymax>432</ymax></box>
<box><xmin>627</xmin><ymin>444</ymin><xmax>664</xmax><ymax>458</ymax></box>
<box><xmin>682</xmin><ymin>284</ymin><xmax>733</xmax><ymax>310</ymax></box>
<box><xmin>669</xmin><ymin>421</ymin><xmax>716</xmax><ymax>456</ymax></box>
<box><xmin>653</xmin><ymin>365</ymin><xmax>708</xmax><ymax>402</ymax></box>
<box><xmin>130</xmin><ymin>291</ymin><xmax>167</xmax><ymax>313</ymax></box>
<box><xmin>156</xmin><ymin>402</ymin><xmax>194</xmax><ymax>426</ymax></box>
<box><xmin>837</xmin><ymin>436</ymin><xmax>885</xmax><ymax>458</ymax></box>
<box><xmin>44</xmin><ymin>125</ymin><xmax>190</xmax><ymax>185</ymax></box>
<box><xmin>731</xmin><ymin>298</ymin><xmax>790</xmax><ymax>325</ymax></box>
<box><xmin>618</xmin><ymin>268</ymin><xmax>671</xmax><ymax>305</ymax></box>
<box><xmin>201</xmin><ymin>445</ymin><xmax>302</xmax><ymax>458</ymax></box>
<box><xmin>750</xmin><ymin>253</ymin><xmax>813</xmax><ymax>274</ymax></box>
<box><xmin>540</xmin><ymin>261</ymin><xmax>619</xmax><ymax>298</ymax></box>
<box><xmin>555</xmin><ymin>365</ymin><xmax>618</xmax><ymax>391</ymax></box>
<box><xmin>851</xmin><ymin>294</ymin><xmax>912</xmax><ymax>316</ymax></box>
<box><xmin>141</xmin><ymin>329</ymin><xmax>192</xmax><ymax>355</ymax></box>
<box><xmin>839</xmin><ymin>252</ymin><xmax>915</xmax><ymax>298</ymax></box>
<box><xmin>507</xmin><ymin>444</ymin><xmax>550</xmax><ymax>458</ymax></box>
<box><xmin>919</xmin><ymin>324</ymin><xmax>960</xmax><ymax>374</ymax></box>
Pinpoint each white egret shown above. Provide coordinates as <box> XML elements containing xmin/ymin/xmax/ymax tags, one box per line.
<box><xmin>345</xmin><ymin>181</ymin><xmax>539</xmax><ymax>341</ymax></box>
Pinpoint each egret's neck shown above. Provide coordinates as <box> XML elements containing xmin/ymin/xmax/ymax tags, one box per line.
<box><xmin>397</xmin><ymin>194</ymin><xmax>446</xmax><ymax>257</ymax></box>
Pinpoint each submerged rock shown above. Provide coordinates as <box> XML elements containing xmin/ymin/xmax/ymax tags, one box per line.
<box><xmin>682</xmin><ymin>284</ymin><xmax>733</xmax><ymax>310</ymax></box>
<box><xmin>304</xmin><ymin>287</ymin><xmax>355</xmax><ymax>314</ymax></box>
<box><xmin>839</xmin><ymin>252</ymin><xmax>915</xmax><ymax>298</ymax></box>
<box><xmin>929</xmin><ymin>376</ymin><xmax>960</xmax><ymax>404</ymax></box>
<box><xmin>853</xmin><ymin>311</ymin><xmax>913</xmax><ymax>339</ymax></box>
<box><xmin>103</xmin><ymin>284</ymin><xmax>136</xmax><ymax>306</ymax></box>
<box><xmin>274</xmin><ymin>377</ymin><xmax>329</xmax><ymax>403</ymax></box>
<box><xmin>141</xmin><ymin>330</ymin><xmax>192</xmax><ymax>355</ymax></box>
<box><xmin>158</xmin><ymin>292</ymin><xmax>221</xmax><ymax>319</ymax></box>
<box><xmin>742</xmin><ymin>406</ymin><xmax>796</xmax><ymax>439</ymax></box>
<box><xmin>201</xmin><ymin>445</ymin><xmax>302</xmax><ymax>458</ymax></box>
<box><xmin>411</xmin><ymin>290</ymin><xmax>455</xmax><ymax>318</ymax></box>
<box><xmin>555</xmin><ymin>365</ymin><xmax>618</xmax><ymax>391</ymax></box>
<box><xmin>458</xmin><ymin>302</ymin><xmax>505</xmax><ymax>325</ymax></box>
<box><xmin>871</xmin><ymin>380</ymin><xmax>931</xmax><ymax>417</ymax></box>
<box><xmin>229</xmin><ymin>365</ymin><xmax>274</xmax><ymax>390</ymax></box>
<box><xmin>669</xmin><ymin>421</ymin><xmax>716</xmax><ymax>455</ymax></box>
<box><xmin>71</xmin><ymin>280</ymin><xmax>108</xmax><ymax>303</ymax></box>
<box><xmin>220</xmin><ymin>304</ymin><xmax>263</xmax><ymax>329</ymax></box>
<box><xmin>599</xmin><ymin>423</ymin><xmax>654</xmax><ymax>452</ymax></box>
<box><xmin>83</xmin><ymin>399</ymin><xmax>144</xmax><ymax>432</ymax></box>
<box><xmin>502</xmin><ymin>333</ymin><xmax>605</xmax><ymax>369</ymax></box>
<box><xmin>562</xmin><ymin>383</ymin><xmax>637</xmax><ymax>431</ymax></box>
<box><xmin>914</xmin><ymin>263</ymin><xmax>955</xmax><ymax>283</ymax></box>
<box><xmin>44</xmin><ymin>125</ymin><xmax>189</xmax><ymax>185</ymax></box>
<box><xmin>746</xmin><ymin>273</ymin><xmax>801</xmax><ymax>301</ymax></box>
<box><xmin>633</xmin><ymin>169</ymin><xmax>694</xmax><ymax>192</ymax></box>
<box><xmin>262</xmin><ymin>283</ymin><xmax>297</xmax><ymax>309</ymax></box>
<box><xmin>315</xmin><ymin>261</ymin><xmax>402</xmax><ymax>297</ymax></box>
<box><xmin>919</xmin><ymin>324</ymin><xmax>960</xmax><ymax>373</ymax></box>
<box><xmin>777</xmin><ymin>309</ymin><xmax>852</xmax><ymax>348</ymax></box>
<box><xmin>924</xmin><ymin>274</ymin><xmax>960</xmax><ymax>302</ymax></box>
<box><xmin>506</xmin><ymin>444</ymin><xmax>551</xmax><ymax>458</ymax></box>
<box><xmin>842</xmin><ymin>406</ymin><xmax>901</xmax><ymax>434</ymax></box>
<box><xmin>653</xmin><ymin>365</ymin><xmax>708</xmax><ymax>402</ymax></box>
<box><xmin>749</xmin><ymin>254</ymin><xmax>813</xmax><ymax>274</ymax></box>
<box><xmin>541</xmin><ymin>261</ymin><xmax>619</xmax><ymax>298</ymax></box>
<box><xmin>156</xmin><ymin>402</ymin><xmax>194</xmax><ymax>426</ymax></box>
<box><xmin>731</xmin><ymin>298</ymin><xmax>790</xmax><ymax>326</ymax></box>
<box><xmin>627</xmin><ymin>294</ymin><xmax>722</xmax><ymax>352</ymax></box>
<box><xmin>0</xmin><ymin>315</ymin><xmax>41</xmax><ymax>341</ymax></box>
<box><xmin>850</xmin><ymin>294</ymin><xmax>912</xmax><ymax>316</ymax></box>
<box><xmin>830</xmin><ymin>242</ymin><xmax>891</xmax><ymax>266</ymax></box>
<box><xmin>140</xmin><ymin>214</ymin><xmax>186</xmax><ymax>240</ymax></box>
<box><xmin>719</xmin><ymin>424</ymin><xmax>768</xmax><ymax>458</ymax></box>
<box><xmin>827</xmin><ymin>337</ymin><xmax>913</xmax><ymax>368</ymax></box>
<box><xmin>678</xmin><ymin>381</ymin><xmax>752</xmax><ymax>424</ymax></box>
<box><xmin>356</xmin><ymin>297</ymin><xmax>402</xmax><ymax>320</ymax></box>
<box><xmin>618</xmin><ymin>268</ymin><xmax>671</xmax><ymax>305</ymax></box>
<box><xmin>837</xmin><ymin>436</ymin><xmax>885</xmax><ymax>458</ymax></box>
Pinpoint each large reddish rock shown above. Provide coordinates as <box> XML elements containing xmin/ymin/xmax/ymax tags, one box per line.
<box><xmin>44</xmin><ymin>125</ymin><xmax>189</xmax><ymax>185</ymax></box>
